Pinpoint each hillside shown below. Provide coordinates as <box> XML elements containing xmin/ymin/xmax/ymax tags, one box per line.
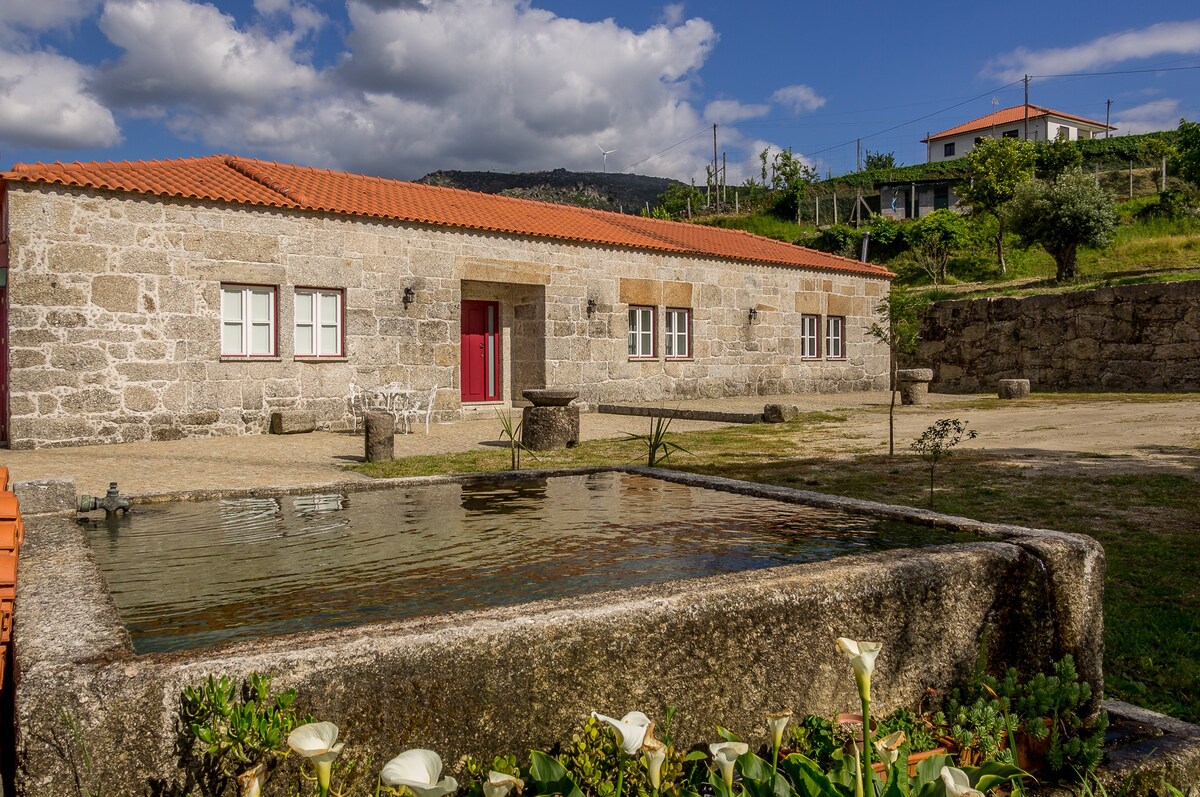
<box><xmin>416</xmin><ymin>168</ymin><xmax>683</xmax><ymax>214</ymax></box>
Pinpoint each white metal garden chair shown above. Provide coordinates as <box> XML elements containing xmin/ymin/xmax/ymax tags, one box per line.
<box><xmin>398</xmin><ymin>385</ymin><xmax>438</xmax><ymax>435</ymax></box>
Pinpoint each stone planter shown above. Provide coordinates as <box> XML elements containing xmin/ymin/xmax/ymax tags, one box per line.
<box><xmin>896</xmin><ymin>368</ymin><xmax>934</xmax><ymax>405</ymax></box>
<box><xmin>520</xmin><ymin>389</ymin><xmax>580</xmax><ymax>451</ymax></box>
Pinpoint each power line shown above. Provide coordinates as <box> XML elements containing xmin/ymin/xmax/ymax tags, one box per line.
<box><xmin>1029</xmin><ymin>64</ymin><xmax>1200</xmax><ymax>79</ymax></box>
<box><xmin>620</xmin><ymin>127</ymin><xmax>711</xmax><ymax>172</ymax></box>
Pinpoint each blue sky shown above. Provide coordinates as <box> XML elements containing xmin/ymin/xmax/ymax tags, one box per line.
<box><xmin>1</xmin><ymin>0</ymin><xmax>1197</xmax><ymax>183</ymax></box>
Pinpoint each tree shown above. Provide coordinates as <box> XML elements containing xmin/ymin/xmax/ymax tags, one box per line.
<box><xmin>1177</xmin><ymin>118</ymin><xmax>1200</xmax><ymax>190</ymax></box>
<box><xmin>955</xmin><ymin>138</ymin><xmax>1037</xmax><ymax>275</ymax></box>
<box><xmin>904</xmin><ymin>209</ymin><xmax>967</xmax><ymax>284</ymax></box>
<box><xmin>1138</xmin><ymin>133</ymin><xmax>1178</xmax><ymax>192</ymax></box>
<box><xmin>863</xmin><ymin>149</ymin><xmax>898</xmax><ymax>171</ymax></box>
<box><xmin>1035</xmin><ymin>140</ymin><xmax>1083</xmax><ymax>179</ymax></box>
<box><xmin>760</xmin><ymin>146</ymin><xmax>818</xmax><ymax>220</ymax></box>
<box><xmin>869</xmin><ymin>287</ymin><xmax>928</xmax><ymax>458</ymax></box>
<box><xmin>653</xmin><ymin>183</ymin><xmax>704</xmax><ymax>217</ymax></box>
<box><xmin>1008</xmin><ymin>168</ymin><xmax>1117</xmax><ymax>282</ymax></box>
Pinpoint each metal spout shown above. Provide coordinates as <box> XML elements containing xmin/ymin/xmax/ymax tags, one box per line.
<box><xmin>77</xmin><ymin>482</ymin><xmax>132</xmax><ymax>516</ymax></box>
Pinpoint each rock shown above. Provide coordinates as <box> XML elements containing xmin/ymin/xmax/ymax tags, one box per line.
<box><xmin>763</xmin><ymin>403</ymin><xmax>799</xmax><ymax>423</ymax></box>
<box><xmin>12</xmin><ymin>479</ymin><xmax>77</xmax><ymax>515</ymax></box>
<box><xmin>364</xmin><ymin>411</ymin><xmax>395</xmax><ymax>462</ymax></box>
<box><xmin>269</xmin><ymin>410</ymin><xmax>317</xmax><ymax>434</ymax></box>
<box><xmin>998</xmin><ymin>379</ymin><xmax>1031</xmax><ymax>399</ymax></box>
<box><xmin>521</xmin><ymin>405</ymin><xmax>580</xmax><ymax>450</ymax></box>
<box><xmin>896</xmin><ymin>368</ymin><xmax>934</xmax><ymax>406</ymax></box>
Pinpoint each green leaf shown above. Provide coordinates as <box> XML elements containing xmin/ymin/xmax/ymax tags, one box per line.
<box><xmin>912</xmin><ymin>754</ymin><xmax>952</xmax><ymax>789</ymax></box>
<box><xmin>779</xmin><ymin>754</ymin><xmax>848</xmax><ymax>797</ymax></box>
<box><xmin>682</xmin><ymin>751</ymin><xmax>709</xmax><ymax>763</ymax></box>
<box><xmin>715</xmin><ymin>726</ymin><xmax>744</xmax><ymax>743</ymax></box>
<box><xmin>528</xmin><ymin>750</ymin><xmax>584</xmax><ymax>797</ymax></box>
<box><xmin>738</xmin><ymin>752</ymin><xmax>793</xmax><ymax>797</ymax></box>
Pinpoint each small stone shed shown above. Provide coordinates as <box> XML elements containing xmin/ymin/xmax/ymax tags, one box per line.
<box><xmin>0</xmin><ymin>156</ymin><xmax>893</xmax><ymax>448</ymax></box>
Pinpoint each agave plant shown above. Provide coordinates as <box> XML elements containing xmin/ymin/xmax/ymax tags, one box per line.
<box><xmin>624</xmin><ymin>412</ymin><xmax>690</xmax><ymax>467</ymax></box>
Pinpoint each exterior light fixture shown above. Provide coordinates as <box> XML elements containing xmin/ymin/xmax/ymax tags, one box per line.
<box><xmin>586</xmin><ymin>297</ymin><xmax>597</xmax><ymax>317</ymax></box>
<box><xmin>748</xmin><ymin>307</ymin><xmax>759</xmax><ymax>322</ymax></box>
<box><xmin>403</xmin><ymin>286</ymin><xmax>416</xmax><ymax>306</ymax></box>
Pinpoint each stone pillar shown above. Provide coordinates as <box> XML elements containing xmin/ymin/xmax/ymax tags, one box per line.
<box><xmin>364</xmin><ymin>412</ymin><xmax>395</xmax><ymax>463</ymax></box>
<box><xmin>520</xmin><ymin>389</ymin><xmax>581</xmax><ymax>451</ymax></box>
<box><xmin>896</xmin><ymin>368</ymin><xmax>934</xmax><ymax>405</ymax></box>
<box><xmin>998</xmin><ymin>379</ymin><xmax>1031</xmax><ymax>399</ymax></box>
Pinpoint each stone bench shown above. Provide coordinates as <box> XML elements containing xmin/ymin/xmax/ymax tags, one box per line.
<box><xmin>521</xmin><ymin>389</ymin><xmax>580</xmax><ymax>451</ymax></box>
<box><xmin>896</xmin><ymin>368</ymin><xmax>934</xmax><ymax>405</ymax></box>
<box><xmin>998</xmin><ymin>379</ymin><xmax>1031</xmax><ymax>399</ymax></box>
<box><xmin>269</xmin><ymin>410</ymin><xmax>317</xmax><ymax>434</ymax></box>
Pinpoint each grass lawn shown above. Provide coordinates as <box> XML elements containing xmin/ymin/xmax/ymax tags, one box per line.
<box><xmin>351</xmin><ymin>410</ymin><xmax>1200</xmax><ymax>723</ymax></box>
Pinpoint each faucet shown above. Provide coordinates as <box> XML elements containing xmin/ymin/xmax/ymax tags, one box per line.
<box><xmin>77</xmin><ymin>482</ymin><xmax>132</xmax><ymax>517</ymax></box>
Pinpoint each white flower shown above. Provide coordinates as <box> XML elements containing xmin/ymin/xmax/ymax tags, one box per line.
<box><xmin>287</xmin><ymin>722</ymin><xmax>345</xmax><ymax>794</ymax></box>
<box><xmin>940</xmin><ymin>766</ymin><xmax>985</xmax><ymax>797</ymax></box>
<box><xmin>591</xmin><ymin>711</ymin><xmax>653</xmax><ymax>756</ymax></box>
<box><xmin>643</xmin><ymin>738</ymin><xmax>667</xmax><ymax>790</ymax></box>
<box><xmin>709</xmin><ymin>741</ymin><xmax>748</xmax><ymax>788</ymax></box>
<box><xmin>236</xmin><ymin>763</ymin><xmax>267</xmax><ymax>797</ymax></box>
<box><xmin>836</xmin><ymin>638</ymin><xmax>883</xmax><ymax>699</ymax></box>
<box><xmin>483</xmin><ymin>770</ymin><xmax>525</xmax><ymax>797</ymax></box>
<box><xmin>874</xmin><ymin>731</ymin><xmax>905</xmax><ymax>765</ymax></box>
<box><xmin>381</xmin><ymin>749</ymin><xmax>460</xmax><ymax>797</ymax></box>
<box><xmin>766</xmin><ymin>710</ymin><xmax>793</xmax><ymax>751</ymax></box>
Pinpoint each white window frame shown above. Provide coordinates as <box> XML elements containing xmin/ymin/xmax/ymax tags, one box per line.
<box><xmin>294</xmin><ymin>288</ymin><xmax>344</xmax><ymax>358</ymax></box>
<box><xmin>826</xmin><ymin>316</ymin><xmax>845</xmax><ymax>360</ymax></box>
<box><xmin>943</xmin><ymin>142</ymin><xmax>955</xmax><ymax>157</ymax></box>
<box><xmin>800</xmin><ymin>314</ymin><xmax>820</xmax><ymax>359</ymax></box>
<box><xmin>221</xmin><ymin>284</ymin><xmax>276</xmax><ymax>357</ymax></box>
<box><xmin>664</xmin><ymin>308</ymin><xmax>690</xmax><ymax>359</ymax></box>
<box><xmin>628</xmin><ymin>306</ymin><xmax>655</xmax><ymax>359</ymax></box>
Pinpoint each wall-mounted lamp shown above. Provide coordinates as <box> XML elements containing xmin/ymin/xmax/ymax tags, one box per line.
<box><xmin>586</xmin><ymin>297</ymin><xmax>597</xmax><ymax>317</ymax></box>
<box><xmin>748</xmin><ymin>307</ymin><xmax>759</xmax><ymax>323</ymax></box>
<box><xmin>403</xmin><ymin>286</ymin><xmax>416</xmax><ymax>306</ymax></box>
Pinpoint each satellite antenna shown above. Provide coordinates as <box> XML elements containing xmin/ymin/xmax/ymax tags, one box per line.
<box><xmin>991</xmin><ymin>97</ymin><xmax>1000</xmax><ymax>137</ymax></box>
<box><xmin>596</xmin><ymin>143</ymin><xmax>617</xmax><ymax>173</ymax></box>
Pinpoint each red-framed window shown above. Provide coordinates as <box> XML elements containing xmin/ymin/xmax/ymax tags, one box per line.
<box><xmin>628</xmin><ymin>306</ymin><xmax>655</xmax><ymax>359</ymax></box>
<box><xmin>664</xmin><ymin>307</ymin><xmax>691</xmax><ymax>359</ymax></box>
<box><xmin>825</xmin><ymin>316</ymin><xmax>846</xmax><ymax>360</ymax></box>
<box><xmin>221</xmin><ymin>283</ymin><xmax>278</xmax><ymax>357</ymax></box>
<box><xmin>294</xmin><ymin>288</ymin><xmax>344</xmax><ymax>358</ymax></box>
<box><xmin>800</xmin><ymin>314</ymin><xmax>820</xmax><ymax>359</ymax></box>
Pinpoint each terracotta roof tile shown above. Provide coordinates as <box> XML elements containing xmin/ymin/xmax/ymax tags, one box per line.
<box><xmin>922</xmin><ymin>104</ymin><xmax>1114</xmax><ymax>142</ymax></box>
<box><xmin>3</xmin><ymin>155</ymin><xmax>892</xmax><ymax>278</ymax></box>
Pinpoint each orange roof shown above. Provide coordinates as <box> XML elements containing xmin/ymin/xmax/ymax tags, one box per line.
<box><xmin>922</xmin><ymin>104</ymin><xmax>1114</xmax><ymax>142</ymax></box>
<box><xmin>3</xmin><ymin>155</ymin><xmax>891</xmax><ymax>279</ymax></box>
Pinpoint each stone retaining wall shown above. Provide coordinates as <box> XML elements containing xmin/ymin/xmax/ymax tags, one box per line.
<box><xmin>4</xmin><ymin>185</ymin><xmax>890</xmax><ymax>448</ymax></box>
<box><xmin>13</xmin><ymin>469</ymin><xmax>1105</xmax><ymax>795</ymax></box>
<box><xmin>908</xmin><ymin>280</ymin><xmax>1200</xmax><ymax>392</ymax></box>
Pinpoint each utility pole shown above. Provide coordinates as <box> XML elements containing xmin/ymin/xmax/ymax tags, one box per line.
<box><xmin>722</xmin><ymin>151</ymin><xmax>727</xmax><ymax>206</ymax></box>
<box><xmin>1023</xmin><ymin>74</ymin><xmax>1030</xmax><ymax>140</ymax></box>
<box><xmin>857</xmin><ymin>138</ymin><xmax>861</xmax><ymax>172</ymax></box>
<box><xmin>1105</xmin><ymin>99</ymin><xmax>1112</xmax><ymax>138</ymax></box>
<box><xmin>712</xmin><ymin>124</ymin><xmax>719</xmax><ymax>213</ymax></box>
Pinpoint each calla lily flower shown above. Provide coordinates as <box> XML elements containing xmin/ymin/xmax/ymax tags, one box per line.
<box><xmin>709</xmin><ymin>741</ymin><xmax>748</xmax><ymax>788</ymax></box>
<box><xmin>381</xmin><ymin>749</ymin><xmax>459</xmax><ymax>797</ymax></box>
<box><xmin>836</xmin><ymin>638</ymin><xmax>882</xmax><ymax>700</ymax></box>
<box><xmin>591</xmin><ymin>711</ymin><xmax>654</xmax><ymax>756</ymax></box>
<box><xmin>939</xmin><ymin>766</ymin><xmax>985</xmax><ymax>797</ymax></box>
<box><xmin>483</xmin><ymin>770</ymin><xmax>525</xmax><ymax>797</ymax></box>
<box><xmin>766</xmin><ymin>710</ymin><xmax>793</xmax><ymax>751</ymax></box>
<box><xmin>643</xmin><ymin>738</ymin><xmax>667</xmax><ymax>790</ymax></box>
<box><xmin>287</xmin><ymin>722</ymin><xmax>345</xmax><ymax>796</ymax></box>
<box><xmin>236</xmin><ymin>763</ymin><xmax>267</xmax><ymax>797</ymax></box>
<box><xmin>873</xmin><ymin>731</ymin><xmax>906</xmax><ymax>765</ymax></box>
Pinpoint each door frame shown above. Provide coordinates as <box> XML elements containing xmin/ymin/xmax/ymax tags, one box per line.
<box><xmin>460</xmin><ymin>299</ymin><xmax>502</xmax><ymax>403</ymax></box>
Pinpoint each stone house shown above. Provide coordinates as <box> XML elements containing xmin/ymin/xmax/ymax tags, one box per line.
<box><xmin>0</xmin><ymin>156</ymin><xmax>892</xmax><ymax>449</ymax></box>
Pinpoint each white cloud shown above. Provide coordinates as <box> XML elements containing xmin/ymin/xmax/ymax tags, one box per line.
<box><xmin>0</xmin><ymin>47</ymin><xmax>120</xmax><ymax>148</ymax></box>
<box><xmin>770</xmin><ymin>84</ymin><xmax>826</xmax><ymax>114</ymax></box>
<box><xmin>704</xmin><ymin>99</ymin><xmax>769</xmax><ymax>124</ymax></box>
<box><xmin>1112</xmin><ymin>98</ymin><xmax>1183</xmax><ymax>134</ymax></box>
<box><xmin>148</xmin><ymin>0</ymin><xmax>723</xmax><ymax>180</ymax></box>
<box><xmin>661</xmin><ymin>3</ymin><xmax>685</xmax><ymax>27</ymax></box>
<box><xmin>984</xmin><ymin>19</ymin><xmax>1200</xmax><ymax>81</ymax></box>
<box><xmin>94</xmin><ymin>0</ymin><xmax>318</xmax><ymax>111</ymax></box>
<box><xmin>0</xmin><ymin>0</ymin><xmax>100</xmax><ymax>35</ymax></box>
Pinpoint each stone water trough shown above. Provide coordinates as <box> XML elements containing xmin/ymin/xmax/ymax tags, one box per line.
<box><xmin>14</xmin><ymin>468</ymin><xmax>1106</xmax><ymax>795</ymax></box>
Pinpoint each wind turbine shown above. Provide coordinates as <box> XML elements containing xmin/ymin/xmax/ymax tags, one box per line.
<box><xmin>596</xmin><ymin>143</ymin><xmax>617</xmax><ymax>173</ymax></box>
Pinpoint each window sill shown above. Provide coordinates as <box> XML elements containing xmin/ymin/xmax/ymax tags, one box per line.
<box><xmin>665</xmin><ymin>357</ymin><xmax>693</xmax><ymax>362</ymax></box>
<box><xmin>219</xmin><ymin>356</ymin><xmax>281</xmax><ymax>362</ymax></box>
<box><xmin>295</xmin><ymin>357</ymin><xmax>348</xmax><ymax>363</ymax></box>
<box><xmin>628</xmin><ymin>356</ymin><xmax>658</xmax><ymax>362</ymax></box>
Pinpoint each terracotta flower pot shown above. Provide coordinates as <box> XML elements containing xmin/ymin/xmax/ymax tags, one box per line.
<box><xmin>871</xmin><ymin>746</ymin><xmax>951</xmax><ymax>777</ymax></box>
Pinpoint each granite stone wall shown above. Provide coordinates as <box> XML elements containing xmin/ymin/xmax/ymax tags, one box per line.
<box><xmin>908</xmin><ymin>280</ymin><xmax>1200</xmax><ymax>393</ymax></box>
<box><xmin>5</xmin><ymin>184</ymin><xmax>890</xmax><ymax>448</ymax></box>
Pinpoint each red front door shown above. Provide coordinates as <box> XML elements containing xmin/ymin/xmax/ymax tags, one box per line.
<box><xmin>460</xmin><ymin>300</ymin><xmax>501</xmax><ymax>402</ymax></box>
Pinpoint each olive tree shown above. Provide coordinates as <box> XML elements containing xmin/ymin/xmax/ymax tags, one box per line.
<box><xmin>904</xmin><ymin>209</ymin><xmax>967</xmax><ymax>284</ymax></box>
<box><xmin>956</xmin><ymin>137</ymin><xmax>1037</xmax><ymax>275</ymax></box>
<box><xmin>1178</xmin><ymin>118</ymin><xmax>1200</xmax><ymax>190</ymax></box>
<box><xmin>1008</xmin><ymin>168</ymin><xmax>1117</xmax><ymax>282</ymax></box>
<box><xmin>869</xmin><ymin>286</ymin><xmax>928</xmax><ymax>458</ymax></box>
